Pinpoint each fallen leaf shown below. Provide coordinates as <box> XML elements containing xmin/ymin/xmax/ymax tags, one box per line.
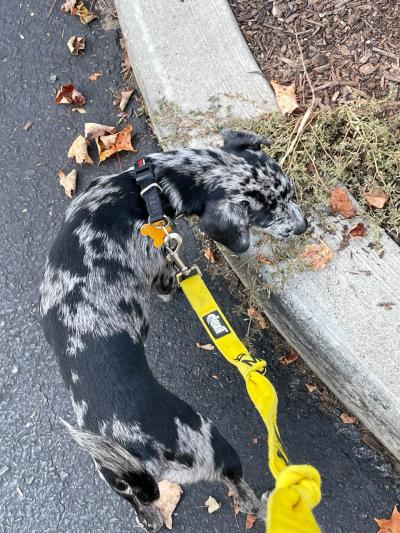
<box><xmin>246</xmin><ymin>514</ymin><xmax>257</xmax><ymax>529</ymax></box>
<box><xmin>247</xmin><ymin>307</ymin><xmax>268</xmax><ymax>330</ymax></box>
<box><xmin>95</xmin><ymin>124</ymin><xmax>135</xmax><ymax>162</ymax></box>
<box><xmin>377</xmin><ymin>302</ymin><xmax>396</xmax><ymax>310</ymax></box>
<box><xmin>340</xmin><ymin>413</ymin><xmax>357</xmax><ymax>424</ymax></box>
<box><xmin>331</xmin><ymin>187</ymin><xmax>356</xmax><ymax>218</ymax></box>
<box><xmin>301</xmin><ymin>241</ymin><xmax>333</xmax><ymax>271</ymax></box>
<box><xmin>58</xmin><ymin>169</ymin><xmax>77</xmax><ymax>198</ymax></box>
<box><xmin>257</xmin><ymin>254</ymin><xmax>275</xmax><ymax>265</ymax></box>
<box><xmin>204</xmin><ymin>496</ymin><xmax>221</xmax><ymax>514</ymax></box>
<box><xmin>119</xmin><ymin>89</ymin><xmax>134</xmax><ymax>111</ymax></box>
<box><xmin>252</xmin><ymin>436</ymin><xmax>259</xmax><ymax>444</ymax></box>
<box><xmin>306</xmin><ymin>384</ymin><xmax>318</xmax><ymax>393</ymax></box>
<box><xmin>204</xmin><ymin>246</ymin><xmax>216</xmax><ymax>264</ymax></box>
<box><xmin>67</xmin><ymin>36</ymin><xmax>85</xmax><ymax>55</ymax></box>
<box><xmin>23</xmin><ymin>121</ymin><xmax>33</xmax><ymax>131</ymax></box>
<box><xmin>375</xmin><ymin>505</ymin><xmax>400</xmax><ymax>533</ymax></box>
<box><xmin>349</xmin><ymin>222</ymin><xmax>368</xmax><ymax>238</ymax></box>
<box><xmin>271</xmin><ymin>80</ymin><xmax>299</xmax><ymax>115</ymax></box>
<box><xmin>365</xmin><ymin>189</ymin><xmax>388</xmax><ymax>209</ymax></box>
<box><xmin>154</xmin><ymin>480</ymin><xmax>182</xmax><ymax>530</ymax></box>
<box><xmin>62</xmin><ymin>0</ymin><xmax>97</xmax><ymax>24</ymax></box>
<box><xmin>196</xmin><ymin>342</ymin><xmax>215</xmax><ymax>351</ymax></box>
<box><xmin>55</xmin><ymin>84</ymin><xmax>85</xmax><ymax>106</ymax></box>
<box><xmin>67</xmin><ymin>135</ymin><xmax>94</xmax><ymax>165</ymax></box>
<box><xmin>61</xmin><ymin>0</ymin><xmax>77</xmax><ymax>11</ymax></box>
<box><xmin>279</xmin><ymin>351</ymin><xmax>299</xmax><ymax>366</ymax></box>
<box><xmin>71</xmin><ymin>107</ymin><xmax>87</xmax><ymax>114</ymax></box>
<box><xmin>89</xmin><ymin>72</ymin><xmax>103</xmax><ymax>81</ymax></box>
<box><xmin>84</xmin><ymin>122</ymin><xmax>116</xmax><ymax>139</ymax></box>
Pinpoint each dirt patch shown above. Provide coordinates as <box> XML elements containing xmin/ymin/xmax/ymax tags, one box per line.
<box><xmin>228</xmin><ymin>0</ymin><xmax>400</xmax><ymax>107</ymax></box>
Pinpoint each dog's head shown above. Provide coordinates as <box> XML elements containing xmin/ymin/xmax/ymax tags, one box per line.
<box><xmin>198</xmin><ymin>129</ymin><xmax>308</xmax><ymax>253</ymax></box>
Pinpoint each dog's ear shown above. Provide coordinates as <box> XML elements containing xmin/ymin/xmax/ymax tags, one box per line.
<box><xmin>221</xmin><ymin>129</ymin><xmax>272</xmax><ymax>151</ymax></box>
<box><xmin>198</xmin><ymin>201</ymin><xmax>250</xmax><ymax>253</ymax></box>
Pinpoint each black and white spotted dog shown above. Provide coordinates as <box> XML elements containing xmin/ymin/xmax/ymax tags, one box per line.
<box><xmin>39</xmin><ymin>130</ymin><xmax>307</xmax><ymax>531</ymax></box>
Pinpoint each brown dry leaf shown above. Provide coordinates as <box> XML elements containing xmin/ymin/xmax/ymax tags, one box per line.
<box><xmin>365</xmin><ymin>189</ymin><xmax>388</xmax><ymax>209</ymax></box>
<box><xmin>196</xmin><ymin>342</ymin><xmax>215</xmax><ymax>351</ymax></box>
<box><xmin>84</xmin><ymin>123</ymin><xmax>116</xmax><ymax>139</ymax></box>
<box><xmin>23</xmin><ymin>121</ymin><xmax>33</xmax><ymax>131</ymax></box>
<box><xmin>279</xmin><ymin>352</ymin><xmax>299</xmax><ymax>366</ymax></box>
<box><xmin>252</xmin><ymin>436</ymin><xmax>259</xmax><ymax>444</ymax></box>
<box><xmin>124</xmin><ymin>48</ymin><xmax>132</xmax><ymax>70</ymax></box>
<box><xmin>247</xmin><ymin>307</ymin><xmax>268</xmax><ymax>330</ymax></box>
<box><xmin>67</xmin><ymin>135</ymin><xmax>94</xmax><ymax>165</ymax></box>
<box><xmin>62</xmin><ymin>0</ymin><xmax>97</xmax><ymax>24</ymax></box>
<box><xmin>89</xmin><ymin>72</ymin><xmax>103</xmax><ymax>81</ymax></box>
<box><xmin>67</xmin><ymin>36</ymin><xmax>85</xmax><ymax>55</ymax></box>
<box><xmin>306</xmin><ymin>384</ymin><xmax>318</xmax><ymax>393</ymax></box>
<box><xmin>340</xmin><ymin>413</ymin><xmax>357</xmax><ymax>424</ymax></box>
<box><xmin>119</xmin><ymin>89</ymin><xmax>134</xmax><ymax>112</ymax></box>
<box><xmin>96</xmin><ymin>124</ymin><xmax>135</xmax><ymax>162</ymax></box>
<box><xmin>246</xmin><ymin>514</ymin><xmax>257</xmax><ymax>530</ymax></box>
<box><xmin>271</xmin><ymin>80</ymin><xmax>298</xmax><ymax>115</ymax></box>
<box><xmin>55</xmin><ymin>84</ymin><xmax>86</xmax><ymax>106</ymax></box>
<box><xmin>61</xmin><ymin>0</ymin><xmax>77</xmax><ymax>11</ymax></box>
<box><xmin>204</xmin><ymin>246</ymin><xmax>216</xmax><ymax>264</ymax></box>
<box><xmin>58</xmin><ymin>169</ymin><xmax>77</xmax><ymax>198</ymax></box>
<box><xmin>330</xmin><ymin>187</ymin><xmax>356</xmax><ymax>218</ymax></box>
<box><xmin>204</xmin><ymin>496</ymin><xmax>221</xmax><ymax>514</ymax></box>
<box><xmin>375</xmin><ymin>505</ymin><xmax>400</xmax><ymax>533</ymax></box>
<box><xmin>257</xmin><ymin>254</ymin><xmax>275</xmax><ymax>265</ymax></box>
<box><xmin>71</xmin><ymin>107</ymin><xmax>87</xmax><ymax>114</ymax></box>
<box><xmin>154</xmin><ymin>480</ymin><xmax>182</xmax><ymax>530</ymax></box>
<box><xmin>301</xmin><ymin>241</ymin><xmax>333</xmax><ymax>271</ymax></box>
<box><xmin>349</xmin><ymin>222</ymin><xmax>368</xmax><ymax>238</ymax></box>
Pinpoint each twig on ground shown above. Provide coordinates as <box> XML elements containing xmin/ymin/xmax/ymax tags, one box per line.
<box><xmin>280</xmin><ymin>30</ymin><xmax>315</xmax><ymax>167</ymax></box>
<box><xmin>47</xmin><ymin>0</ymin><xmax>57</xmax><ymax>19</ymax></box>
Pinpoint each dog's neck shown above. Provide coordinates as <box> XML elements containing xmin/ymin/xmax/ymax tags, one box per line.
<box><xmin>147</xmin><ymin>148</ymin><xmax>239</xmax><ymax>219</ymax></box>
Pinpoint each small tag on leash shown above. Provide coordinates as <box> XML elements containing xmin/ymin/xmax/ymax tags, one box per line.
<box><xmin>140</xmin><ymin>222</ymin><xmax>172</xmax><ymax>248</ymax></box>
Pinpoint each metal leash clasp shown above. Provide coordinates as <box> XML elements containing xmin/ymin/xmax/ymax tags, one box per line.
<box><xmin>164</xmin><ymin>232</ymin><xmax>201</xmax><ymax>285</ymax></box>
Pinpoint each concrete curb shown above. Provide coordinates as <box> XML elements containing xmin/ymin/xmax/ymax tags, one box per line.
<box><xmin>115</xmin><ymin>0</ymin><xmax>400</xmax><ymax>460</ymax></box>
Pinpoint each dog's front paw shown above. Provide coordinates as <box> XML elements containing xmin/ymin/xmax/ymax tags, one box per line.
<box><xmin>136</xmin><ymin>505</ymin><xmax>164</xmax><ymax>532</ymax></box>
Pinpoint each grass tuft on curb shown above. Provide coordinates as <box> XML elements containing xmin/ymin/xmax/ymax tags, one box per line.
<box><xmin>231</xmin><ymin>97</ymin><xmax>400</xmax><ymax>243</ymax></box>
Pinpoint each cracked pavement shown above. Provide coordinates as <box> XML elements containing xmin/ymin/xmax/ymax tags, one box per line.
<box><xmin>0</xmin><ymin>1</ymin><xmax>399</xmax><ymax>532</ymax></box>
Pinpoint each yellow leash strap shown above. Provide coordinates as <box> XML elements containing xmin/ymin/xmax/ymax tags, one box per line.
<box><xmin>179</xmin><ymin>272</ymin><xmax>322</xmax><ymax>533</ymax></box>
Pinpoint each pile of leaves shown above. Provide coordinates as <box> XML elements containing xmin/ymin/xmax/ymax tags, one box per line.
<box><xmin>228</xmin><ymin>0</ymin><xmax>400</xmax><ymax>107</ymax></box>
<box><xmin>233</xmin><ymin>97</ymin><xmax>400</xmax><ymax>243</ymax></box>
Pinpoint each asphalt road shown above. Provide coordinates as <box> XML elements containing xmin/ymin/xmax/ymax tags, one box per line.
<box><xmin>0</xmin><ymin>2</ymin><xmax>399</xmax><ymax>532</ymax></box>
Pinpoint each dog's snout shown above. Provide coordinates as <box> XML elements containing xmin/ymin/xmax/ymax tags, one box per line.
<box><xmin>294</xmin><ymin>216</ymin><xmax>308</xmax><ymax>235</ymax></box>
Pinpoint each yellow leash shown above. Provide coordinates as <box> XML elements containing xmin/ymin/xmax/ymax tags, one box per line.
<box><xmin>179</xmin><ymin>272</ymin><xmax>322</xmax><ymax>533</ymax></box>
<box><xmin>141</xmin><ymin>220</ymin><xmax>322</xmax><ymax>532</ymax></box>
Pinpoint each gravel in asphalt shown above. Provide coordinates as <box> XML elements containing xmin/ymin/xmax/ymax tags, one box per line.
<box><xmin>0</xmin><ymin>2</ymin><xmax>399</xmax><ymax>532</ymax></box>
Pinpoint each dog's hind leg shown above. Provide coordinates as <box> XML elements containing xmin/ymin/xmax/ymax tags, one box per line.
<box><xmin>211</xmin><ymin>426</ymin><xmax>261</xmax><ymax>517</ymax></box>
<box><xmin>63</xmin><ymin>422</ymin><xmax>163</xmax><ymax>531</ymax></box>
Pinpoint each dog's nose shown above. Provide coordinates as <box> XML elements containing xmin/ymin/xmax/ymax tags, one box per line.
<box><xmin>294</xmin><ymin>216</ymin><xmax>308</xmax><ymax>235</ymax></box>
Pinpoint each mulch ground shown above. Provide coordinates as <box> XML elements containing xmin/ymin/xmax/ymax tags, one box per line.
<box><xmin>228</xmin><ymin>0</ymin><xmax>400</xmax><ymax>108</ymax></box>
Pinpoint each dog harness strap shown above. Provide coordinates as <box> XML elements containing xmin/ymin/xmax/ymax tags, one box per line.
<box><xmin>134</xmin><ymin>159</ymin><xmax>165</xmax><ymax>224</ymax></box>
<box><xmin>179</xmin><ymin>271</ymin><xmax>322</xmax><ymax>533</ymax></box>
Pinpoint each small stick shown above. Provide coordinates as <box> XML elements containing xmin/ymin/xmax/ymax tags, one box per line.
<box><xmin>47</xmin><ymin>0</ymin><xmax>57</xmax><ymax>19</ymax></box>
<box><xmin>280</xmin><ymin>30</ymin><xmax>315</xmax><ymax>167</ymax></box>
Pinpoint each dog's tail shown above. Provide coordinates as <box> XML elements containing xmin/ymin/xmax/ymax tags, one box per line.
<box><xmin>60</xmin><ymin>419</ymin><xmax>158</xmax><ymax>501</ymax></box>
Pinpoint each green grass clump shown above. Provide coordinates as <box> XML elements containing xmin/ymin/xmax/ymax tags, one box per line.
<box><xmin>232</xmin><ymin>98</ymin><xmax>400</xmax><ymax>242</ymax></box>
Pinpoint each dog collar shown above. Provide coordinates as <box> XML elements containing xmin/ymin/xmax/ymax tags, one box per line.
<box><xmin>129</xmin><ymin>158</ymin><xmax>173</xmax><ymax>248</ymax></box>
